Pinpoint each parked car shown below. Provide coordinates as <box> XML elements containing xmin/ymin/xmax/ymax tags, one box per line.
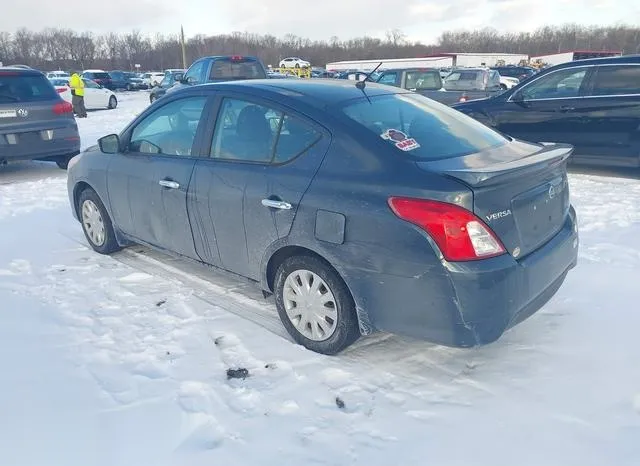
<box><xmin>67</xmin><ymin>79</ymin><xmax>579</xmax><ymax>354</ymax></box>
<box><xmin>149</xmin><ymin>70</ymin><xmax>185</xmax><ymax>103</ymax></box>
<box><xmin>50</xmin><ymin>78</ymin><xmax>118</xmax><ymax>110</ymax></box>
<box><xmin>142</xmin><ymin>72</ymin><xmax>165</xmax><ymax>88</ymax></box>
<box><xmin>109</xmin><ymin>70</ymin><xmax>147</xmax><ymax>91</ymax></box>
<box><xmin>46</xmin><ymin>70</ymin><xmax>70</xmax><ymax>79</ymax></box>
<box><xmin>453</xmin><ymin>55</ymin><xmax>640</xmax><ymax>168</ymax></box>
<box><xmin>491</xmin><ymin>66</ymin><xmax>537</xmax><ymax>83</ymax></box>
<box><xmin>82</xmin><ymin>70</ymin><xmax>113</xmax><ymax>90</ymax></box>
<box><xmin>0</xmin><ymin>67</ymin><xmax>79</xmax><ymax>169</ymax></box>
<box><xmin>497</xmin><ymin>74</ymin><xmax>520</xmax><ymax>89</ymax></box>
<box><xmin>374</xmin><ymin>68</ymin><xmax>504</xmax><ymax>105</ymax></box>
<box><xmin>167</xmin><ymin>56</ymin><xmax>267</xmax><ymax>95</ymax></box>
<box><xmin>279</xmin><ymin>57</ymin><xmax>310</xmax><ymax>68</ymax></box>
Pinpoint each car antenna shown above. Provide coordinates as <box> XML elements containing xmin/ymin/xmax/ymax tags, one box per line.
<box><xmin>355</xmin><ymin>62</ymin><xmax>383</xmax><ymax>90</ymax></box>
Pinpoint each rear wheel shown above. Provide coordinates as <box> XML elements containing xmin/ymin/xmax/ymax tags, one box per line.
<box><xmin>149</xmin><ymin>94</ymin><xmax>156</xmax><ymax>103</ymax></box>
<box><xmin>126</xmin><ymin>83</ymin><xmax>132</xmax><ymax>91</ymax></box>
<box><xmin>295</xmin><ymin>63</ymin><xmax>300</xmax><ymax>68</ymax></box>
<box><xmin>274</xmin><ymin>255</ymin><xmax>360</xmax><ymax>354</ymax></box>
<box><xmin>78</xmin><ymin>188</ymin><xmax>121</xmax><ymax>254</ymax></box>
<box><xmin>108</xmin><ymin>95</ymin><xmax>117</xmax><ymax>109</ymax></box>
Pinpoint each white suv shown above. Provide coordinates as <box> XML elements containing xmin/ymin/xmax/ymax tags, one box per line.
<box><xmin>142</xmin><ymin>72</ymin><xmax>165</xmax><ymax>87</ymax></box>
<box><xmin>279</xmin><ymin>57</ymin><xmax>310</xmax><ymax>68</ymax></box>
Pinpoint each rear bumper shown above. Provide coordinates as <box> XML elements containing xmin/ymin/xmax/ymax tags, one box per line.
<box><xmin>346</xmin><ymin>206</ymin><xmax>579</xmax><ymax>347</ymax></box>
<box><xmin>0</xmin><ymin>125</ymin><xmax>80</xmax><ymax>162</ymax></box>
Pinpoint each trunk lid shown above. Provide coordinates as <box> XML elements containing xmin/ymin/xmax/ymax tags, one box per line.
<box><xmin>417</xmin><ymin>140</ymin><xmax>573</xmax><ymax>259</ymax></box>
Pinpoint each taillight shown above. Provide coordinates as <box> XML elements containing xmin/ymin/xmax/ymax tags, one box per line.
<box><xmin>56</xmin><ymin>87</ymin><xmax>67</xmax><ymax>93</ymax></box>
<box><xmin>459</xmin><ymin>95</ymin><xmax>468</xmax><ymax>102</ymax></box>
<box><xmin>388</xmin><ymin>197</ymin><xmax>505</xmax><ymax>262</ymax></box>
<box><xmin>53</xmin><ymin>101</ymin><xmax>73</xmax><ymax>115</ymax></box>
<box><xmin>231</xmin><ymin>55</ymin><xmax>244</xmax><ymax>61</ymax></box>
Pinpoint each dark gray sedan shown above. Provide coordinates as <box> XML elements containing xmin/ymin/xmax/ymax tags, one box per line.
<box><xmin>1</xmin><ymin>67</ymin><xmax>79</xmax><ymax>168</ymax></box>
<box><xmin>67</xmin><ymin>79</ymin><xmax>579</xmax><ymax>354</ymax></box>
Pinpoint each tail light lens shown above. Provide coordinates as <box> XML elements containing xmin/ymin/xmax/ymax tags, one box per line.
<box><xmin>55</xmin><ymin>87</ymin><xmax>67</xmax><ymax>93</ymax></box>
<box><xmin>53</xmin><ymin>101</ymin><xmax>73</xmax><ymax>115</ymax></box>
<box><xmin>388</xmin><ymin>197</ymin><xmax>505</xmax><ymax>262</ymax></box>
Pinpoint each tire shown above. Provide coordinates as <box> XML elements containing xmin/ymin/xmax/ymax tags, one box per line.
<box><xmin>56</xmin><ymin>155</ymin><xmax>72</xmax><ymax>169</ymax></box>
<box><xmin>108</xmin><ymin>95</ymin><xmax>117</xmax><ymax>109</ymax></box>
<box><xmin>500</xmin><ymin>83</ymin><xmax>508</xmax><ymax>90</ymax></box>
<box><xmin>149</xmin><ymin>94</ymin><xmax>156</xmax><ymax>103</ymax></box>
<box><xmin>126</xmin><ymin>84</ymin><xmax>132</xmax><ymax>91</ymax></box>
<box><xmin>295</xmin><ymin>63</ymin><xmax>300</xmax><ymax>68</ymax></box>
<box><xmin>274</xmin><ymin>255</ymin><xmax>360</xmax><ymax>354</ymax></box>
<box><xmin>77</xmin><ymin>188</ymin><xmax>121</xmax><ymax>255</ymax></box>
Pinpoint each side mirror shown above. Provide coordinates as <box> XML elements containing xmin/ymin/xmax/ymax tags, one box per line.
<box><xmin>510</xmin><ymin>91</ymin><xmax>526</xmax><ymax>104</ymax></box>
<box><xmin>98</xmin><ymin>134</ymin><xmax>120</xmax><ymax>154</ymax></box>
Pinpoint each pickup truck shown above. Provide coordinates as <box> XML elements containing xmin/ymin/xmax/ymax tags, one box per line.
<box><xmin>374</xmin><ymin>68</ymin><xmax>504</xmax><ymax>105</ymax></box>
<box><xmin>166</xmin><ymin>55</ymin><xmax>268</xmax><ymax>96</ymax></box>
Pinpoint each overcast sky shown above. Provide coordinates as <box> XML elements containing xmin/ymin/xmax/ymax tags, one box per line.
<box><xmin>0</xmin><ymin>0</ymin><xmax>636</xmax><ymax>44</ymax></box>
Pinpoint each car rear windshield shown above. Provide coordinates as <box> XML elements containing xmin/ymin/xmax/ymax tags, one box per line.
<box><xmin>208</xmin><ymin>58</ymin><xmax>266</xmax><ymax>80</ymax></box>
<box><xmin>340</xmin><ymin>93</ymin><xmax>508</xmax><ymax>160</ymax></box>
<box><xmin>405</xmin><ymin>70</ymin><xmax>441</xmax><ymax>90</ymax></box>
<box><xmin>0</xmin><ymin>73</ymin><xmax>58</xmax><ymax>103</ymax></box>
<box><xmin>91</xmin><ymin>72</ymin><xmax>110</xmax><ymax>79</ymax></box>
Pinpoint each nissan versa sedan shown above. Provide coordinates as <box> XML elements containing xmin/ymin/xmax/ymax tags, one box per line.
<box><xmin>67</xmin><ymin>79</ymin><xmax>579</xmax><ymax>354</ymax></box>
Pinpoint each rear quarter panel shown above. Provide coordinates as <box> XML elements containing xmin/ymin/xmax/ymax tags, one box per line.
<box><xmin>263</xmin><ymin>119</ymin><xmax>474</xmax><ymax>334</ymax></box>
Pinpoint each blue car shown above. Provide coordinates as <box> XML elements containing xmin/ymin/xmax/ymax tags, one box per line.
<box><xmin>67</xmin><ymin>79</ymin><xmax>579</xmax><ymax>354</ymax></box>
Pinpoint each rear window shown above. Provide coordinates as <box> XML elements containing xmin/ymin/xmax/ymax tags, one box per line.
<box><xmin>50</xmin><ymin>78</ymin><xmax>69</xmax><ymax>86</ymax></box>
<box><xmin>340</xmin><ymin>93</ymin><xmax>507</xmax><ymax>160</ymax></box>
<box><xmin>443</xmin><ymin>71</ymin><xmax>484</xmax><ymax>90</ymax></box>
<box><xmin>405</xmin><ymin>71</ymin><xmax>441</xmax><ymax>90</ymax></box>
<box><xmin>0</xmin><ymin>73</ymin><xmax>58</xmax><ymax>103</ymax></box>
<box><xmin>208</xmin><ymin>58</ymin><xmax>266</xmax><ymax>80</ymax></box>
<box><xmin>91</xmin><ymin>72</ymin><xmax>110</xmax><ymax>79</ymax></box>
<box><xmin>591</xmin><ymin>65</ymin><xmax>640</xmax><ymax>96</ymax></box>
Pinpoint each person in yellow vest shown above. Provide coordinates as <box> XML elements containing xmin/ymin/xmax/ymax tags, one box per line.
<box><xmin>69</xmin><ymin>72</ymin><xmax>87</xmax><ymax>118</ymax></box>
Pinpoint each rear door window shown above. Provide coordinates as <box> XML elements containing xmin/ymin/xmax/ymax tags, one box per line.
<box><xmin>590</xmin><ymin>65</ymin><xmax>640</xmax><ymax>96</ymax></box>
<box><xmin>340</xmin><ymin>93</ymin><xmax>507</xmax><ymax>160</ymax></box>
<box><xmin>210</xmin><ymin>97</ymin><xmax>321</xmax><ymax>164</ymax></box>
<box><xmin>405</xmin><ymin>71</ymin><xmax>441</xmax><ymax>90</ymax></box>
<box><xmin>0</xmin><ymin>73</ymin><xmax>58</xmax><ymax>102</ymax></box>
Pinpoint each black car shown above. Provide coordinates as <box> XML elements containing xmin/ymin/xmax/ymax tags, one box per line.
<box><xmin>82</xmin><ymin>70</ymin><xmax>113</xmax><ymax>90</ymax></box>
<box><xmin>109</xmin><ymin>70</ymin><xmax>147</xmax><ymax>91</ymax></box>
<box><xmin>149</xmin><ymin>70</ymin><xmax>185</xmax><ymax>103</ymax></box>
<box><xmin>0</xmin><ymin>67</ymin><xmax>80</xmax><ymax>169</ymax></box>
<box><xmin>454</xmin><ymin>55</ymin><xmax>640</xmax><ymax>168</ymax></box>
<box><xmin>490</xmin><ymin>66</ymin><xmax>537</xmax><ymax>83</ymax></box>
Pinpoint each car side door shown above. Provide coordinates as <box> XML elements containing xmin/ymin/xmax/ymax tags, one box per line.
<box><xmin>187</xmin><ymin>94</ymin><xmax>331</xmax><ymax>279</ymax></box>
<box><xmin>489</xmin><ymin>66</ymin><xmax>595</xmax><ymax>148</ymax></box>
<box><xmin>574</xmin><ymin>64</ymin><xmax>640</xmax><ymax>167</ymax></box>
<box><xmin>106</xmin><ymin>93</ymin><xmax>213</xmax><ymax>259</ymax></box>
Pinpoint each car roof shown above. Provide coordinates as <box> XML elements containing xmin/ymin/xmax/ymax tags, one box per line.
<box><xmin>0</xmin><ymin>67</ymin><xmax>45</xmax><ymax>76</ymax></box>
<box><xmin>548</xmin><ymin>54</ymin><xmax>640</xmax><ymax>70</ymax></box>
<box><xmin>185</xmin><ymin>78</ymin><xmax>405</xmax><ymax>108</ymax></box>
<box><xmin>381</xmin><ymin>68</ymin><xmax>439</xmax><ymax>72</ymax></box>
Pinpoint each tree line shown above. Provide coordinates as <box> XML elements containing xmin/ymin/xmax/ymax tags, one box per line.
<box><xmin>0</xmin><ymin>24</ymin><xmax>639</xmax><ymax>72</ymax></box>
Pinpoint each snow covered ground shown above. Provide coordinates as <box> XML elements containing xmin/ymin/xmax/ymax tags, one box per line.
<box><xmin>1</xmin><ymin>92</ymin><xmax>639</xmax><ymax>466</ymax></box>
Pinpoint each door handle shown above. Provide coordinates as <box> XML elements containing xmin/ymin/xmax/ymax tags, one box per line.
<box><xmin>261</xmin><ymin>199</ymin><xmax>292</xmax><ymax>210</ymax></box>
<box><xmin>559</xmin><ymin>106</ymin><xmax>575</xmax><ymax>112</ymax></box>
<box><xmin>159</xmin><ymin>179</ymin><xmax>180</xmax><ymax>189</ymax></box>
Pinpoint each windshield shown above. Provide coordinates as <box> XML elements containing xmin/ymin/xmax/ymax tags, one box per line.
<box><xmin>208</xmin><ymin>59</ymin><xmax>266</xmax><ymax>81</ymax></box>
<box><xmin>91</xmin><ymin>72</ymin><xmax>110</xmax><ymax>79</ymax></box>
<box><xmin>340</xmin><ymin>93</ymin><xmax>508</xmax><ymax>160</ymax></box>
<box><xmin>0</xmin><ymin>73</ymin><xmax>58</xmax><ymax>103</ymax></box>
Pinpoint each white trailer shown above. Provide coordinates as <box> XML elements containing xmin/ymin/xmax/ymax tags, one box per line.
<box><xmin>450</xmin><ymin>53</ymin><xmax>529</xmax><ymax>67</ymax></box>
<box><xmin>531</xmin><ymin>50</ymin><xmax>622</xmax><ymax>67</ymax></box>
<box><xmin>326</xmin><ymin>57</ymin><xmax>453</xmax><ymax>72</ymax></box>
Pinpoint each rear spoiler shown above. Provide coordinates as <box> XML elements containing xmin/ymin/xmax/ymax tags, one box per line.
<box><xmin>417</xmin><ymin>143</ymin><xmax>573</xmax><ymax>187</ymax></box>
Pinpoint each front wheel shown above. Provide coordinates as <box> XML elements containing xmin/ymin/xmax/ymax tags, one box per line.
<box><xmin>108</xmin><ymin>95</ymin><xmax>117</xmax><ymax>109</ymax></box>
<box><xmin>274</xmin><ymin>255</ymin><xmax>360</xmax><ymax>354</ymax></box>
<box><xmin>56</xmin><ymin>155</ymin><xmax>72</xmax><ymax>169</ymax></box>
<box><xmin>78</xmin><ymin>188</ymin><xmax>121</xmax><ymax>255</ymax></box>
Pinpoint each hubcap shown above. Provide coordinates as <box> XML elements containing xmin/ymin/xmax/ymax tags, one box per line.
<box><xmin>81</xmin><ymin>200</ymin><xmax>106</xmax><ymax>246</ymax></box>
<box><xmin>283</xmin><ymin>269</ymin><xmax>337</xmax><ymax>341</ymax></box>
